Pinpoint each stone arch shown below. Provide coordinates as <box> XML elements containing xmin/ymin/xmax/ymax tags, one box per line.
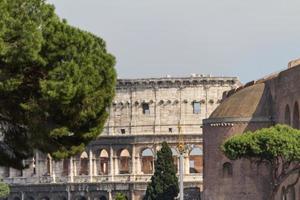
<box><xmin>118</xmin><ymin>149</ymin><xmax>131</xmax><ymax>174</ymax></box>
<box><xmin>141</xmin><ymin>148</ymin><xmax>154</xmax><ymax>174</ymax></box>
<box><xmin>171</xmin><ymin>148</ymin><xmax>179</xmax><ymax>173</ymax></box>
<box><xmin>189</xmin><ymin>147</ymin><xmax>203</xmax><ymax>174</ymax></box>
<box><xmin>284</xmin><ymin>104</ymin><xmax>291</xmax><ymax>125</ymax></box>
<box><xmin>222</xmin><ymin>162</ymin><xmax>233</xmax><ymax>178</ymax></box>
<box><xmin>99</xmin><ymin>149</ymin><xmax>109</xmax><ymax>175</ymax></box>
<box><xmin>292</xmin><ymin>102</ymin><xmax>299</xmax><ymax>129</ymax></box>
<box><xmin>79</xmin><ymin>151</ymin><xmax>89</xmax><ymax>175</ymax></box>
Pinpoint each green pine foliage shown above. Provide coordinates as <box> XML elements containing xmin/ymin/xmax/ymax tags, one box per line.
<box><xmin>0</xmin><ymin>182</ymin><xmax>9</xmax><ymax>198</ymax></box>
<box><xmin>115</xmin><ymin>192</ymin><xmax>127</xmax><ymax>200</ymax></box>
<box><xmin>222</xmin><ymin>124</ymin><xmax>300</xmax><ymax>162</ymax></box>
<box><xmin>144</xmin><ymin>142</ymin><xmax>179</xmax><ymax>200</ymax></box>
<box><xmin>222</xmin><ymin>124</ymin><xmax>300</xmax><ymax>199</ymax></box>
<box><xmin>0</xmin><ymin>0</ymin><xmax>116</xmax><ymax>168</ymax></box>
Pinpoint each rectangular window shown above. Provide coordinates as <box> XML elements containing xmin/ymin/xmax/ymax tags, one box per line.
<box><xmin>142</xmin><ymin>103</ymin><xmax>150</xmax><ymax>115</ymax></box>
<box><xmin>169</xmin><ymin>128</ymin><xmax>173</xmax><ymax>133</ymax></box>
<box><xmin>121</xmin><ymin>129</ymin><xmax>126</xmax><ymax>134</ymax></box>
<box><xmin>193</xmin><ymin>102</ymin><xmax>201</xmax><ymax>114</ymax></box>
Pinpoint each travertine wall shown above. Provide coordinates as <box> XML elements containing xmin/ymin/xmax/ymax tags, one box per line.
<box><xmin>0</xmin><ymin>75</ymin><xmax>239</xmax><ymax>200</ymax></box>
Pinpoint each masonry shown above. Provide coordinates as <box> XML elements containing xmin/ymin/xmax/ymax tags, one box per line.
<box><xmin>0</xmin><ymin>75</ymin><xmax>239</xmax><ymax>200</ymax></box>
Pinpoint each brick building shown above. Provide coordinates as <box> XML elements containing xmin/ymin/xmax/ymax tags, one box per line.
<box><xmin>203</xmin><ymin>59</ymin><xmax>300</xmax><ymax>200</ymax></box>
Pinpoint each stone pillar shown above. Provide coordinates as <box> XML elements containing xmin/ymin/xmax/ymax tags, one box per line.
<box><xmin>184</xmin><ymin>155</ymin><xmax>190</xmax><ymax>175</ymax></box>
<box><xmin>89</xmin><ymin>149</ymin><xmax>93</xmax><ymax>182</ymax></box>
<box><xmin>110</xmin><ymin>146</ymin><xmax>114</xmax><ymax>181</ymax></box>
<box><xmin>114</xmin><ymin>156</ymin><xmax>119</xmax><ymax>176</ymax></box>
<box><xmin>73</xmin><ymin>157</ymin><xmax>77</xmax><ymax>177</ymax></box>
<box><xmin>52</xmin><ymin>160</ymin><xmax>56</xmax><ymax>183</ymax></box>
<box><xmin>132</xmin><ymin>145</ymin><xmax>136</xmax><ymax>180</ymax></box>
<box><xmin>35</xmin><ymin>151</ymin><xmax>40</xmax><ymax>177</ymax></box>
<box><xmin>108</xmin><ymin>190</ymin><xmax>113</xmax><ymax>200</ymax></box>
<box><xmin>93</xmin><ymin>156</ymin><xmax>97</xmax><ymax>176</ymax></box>
<box><xmin>69</xmin><ymin>157</ymin><xmax>74</xmax><ymax>183</ymax></box>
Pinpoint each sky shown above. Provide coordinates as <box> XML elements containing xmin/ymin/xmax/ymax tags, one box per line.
<box><xmin>47</xmin><ymin>0</ymin><xmax>300</xmax><ymax>83</ymax></box>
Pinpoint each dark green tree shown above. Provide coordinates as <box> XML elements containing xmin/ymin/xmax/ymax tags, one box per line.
<box><xmin>0</xmin><ymin>181</ymin><xmax>9</xmax><ymax>198</ymax></box>
<box><xmin>144</xmin><ymin>142</ymin><xmax>179</xmax><ymax>200</ymax></box>
<box><xmin>115</xmin><ymin>192</ymin><xmax>127</xmax><ymax>200</ymax></box>
<box><xmin>0</xmin><ymin>0</ymin><xmax>116</xmax><ymax>169</ymax></box>
<box><xmin>222</xmin><ymin>124</ymin><xmax>300</xmax><ymax>200</ymax></box>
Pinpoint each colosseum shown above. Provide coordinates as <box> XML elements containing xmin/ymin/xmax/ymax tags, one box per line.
<box><xmin>0</xmin><ymin>75</ymin><xmax>239</xmax><ymax>200</ymax></box>
<box><xmin>203</xmin><ymin>59</ymin><xmax>300</xmax><ymax>200</ymax></box>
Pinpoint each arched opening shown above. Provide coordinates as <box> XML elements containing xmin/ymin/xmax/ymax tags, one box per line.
<box><xmin>46</xmin><ymin>154</ymin><xmax>51</xmax><ymax>176</ymax></box>
<box><xmin>13</xmin><ymin>197</ymin><xmax>21</xmax><ymax>200</ymax></box>
<box><xmin>99</xmin><ymin>196</ymin><xmax>107</xmax><ymax>200</ymax></box>
<box><xmin>222</xmin><ymin>162</ymin><xmax>233</xmax><ymax>178</ymax></box>
<box><xmin>171</xmin><ymin>148</ymin><xmax>179</xmax><ymax>173</ymax></box>
<box><xmin>189</xmin><ymin>147</ymin><xmax>203</xmax><ymax>174</ymax></box>
<box><xmin>293</xmin><ymin>102</ymin><xmax>299</xmax><ymax>129</ymax></box>
<box><xmin>119</xmin><ymin>149</ymin><xmax>131</xmax><ymax>174</ymax></box>
<box><xmin>39</xmin><ymin>197</ymin><xmax>50</xmax><ymax>200</ymax></box>
<box><xmin>3</xmin><ymin>166</ymin><xmax>10</xmax><ymax>177</ymax></box>
<box><xmin>16</xmin><ymin>169</ymin><xmax>23</xmax><ymax>177</ymax></box>
<box><xmin>99</xmin><ymin>149</ymin><xmax>109</xmax><ymax>175</ymax></box>
<box><xmin>285</xmin><ymin>105</ymin><xmax>291</xmax><ymax>125</ymax></box>
<box><xmin>75</xmin><ymin>196</ymin><xmax>87</xmax><ymax>200</ymax></box>
<box><xmin>141</xmin><ymin>148</ymin><xmax>154</xmax><ymax>174</ymax></box>
<box><xmin>79</xmin><ymin>152</ymin><xmax>89</xmax><ymax>175</ymax></box>
<box><xmin>62</xmin><ymin>158</ymin><xmax>70</xmax><ymax>176</ymax></box>
<box><xmin>25</xmin><ymin>197</ymin><xmax>35</xmax><ymax>200</ymax></box>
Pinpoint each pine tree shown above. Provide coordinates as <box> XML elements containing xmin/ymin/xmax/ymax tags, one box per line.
<box><xmin>0</xmin><ymin>0</ymin><xmax>116</xmax><ymax>168</ymax></box>
<box><xmin>0</xmin><ymin>182</ymin><xmax>9</xmax><ymax>198</ymax></box>
<box><xmin>144</xmin><ymin>142</ymin><xmax>179</xmax><ymax>200</ymax></box>
<box><xmin>115</xmin><ymin>192</ymin><xmax>127</xmax><ymax>200</ymax></box>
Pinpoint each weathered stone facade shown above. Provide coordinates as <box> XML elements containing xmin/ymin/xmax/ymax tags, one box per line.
<box><xmin>0</xmin><ymin>75</ymin><xmax>239</xmax><ymax>200</ymax></box>
<box><xmin>203</xmin><ymin>59</ymin><xmax>300</xmax><ymax>200</ymax></box>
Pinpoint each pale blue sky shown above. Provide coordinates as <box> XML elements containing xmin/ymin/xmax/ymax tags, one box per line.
<box><xmin>47</xmin><ymin>0</ymin><xmax>300</xmax><ymax>83</ymax></box>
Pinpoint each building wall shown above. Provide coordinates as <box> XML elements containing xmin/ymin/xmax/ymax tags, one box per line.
<box><xmin>0</xmin><ymin>75</ymin><xmax>239</xmax><ymax>200</ymax></box>
<box><xmin>203</xmin><ymin>63</ymin><xmax>300</xmax><ymax>200</ymax></box>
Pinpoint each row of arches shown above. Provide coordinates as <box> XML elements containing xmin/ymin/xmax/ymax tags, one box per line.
<box><xmin>57</xmin><ymin>147</ymin><xmax>203</xmax><ymax>176</ymax></box>
<box><xmin>13</xmin><ymin>196</ymin><xmax>108</xmax><ymax>200</ymax></box>
<box><xmin>284</xmin><ymin>102</ymin><xmax>300</xmax><ymax>129</ymax></box>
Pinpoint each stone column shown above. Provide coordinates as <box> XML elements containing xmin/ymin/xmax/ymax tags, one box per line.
<box><xmin>132</xmin><ymin>145</ymin><xmax>136</xmax><ymax>180</ymax></box>
<box><xmin>35</xmin><ymin>151</ymin><xmax>40</xmax><ymax>177</ymax></box>
<box><xmin>93</xmin><ymin>156</ymin><xmax>97</xmax><ymax>176</ymax></box>
<box><xmin>108</xmin><ymin>190</ymin><xmax>112</xmax><ymax>200</ymax></box>
<box><xmin>89</xmin><ymin>149</ymin><xmax>93</xmax><ymax>182</ymax></box>
<box><xmin>110</xmin><ymin>146</ymin><xmax>114</xmax><ymax>181</ymax></box>
<box><xmin>69</xmin><ymin>157</ymin><xmax>74</xmax><ymax>183</ymax></box>
<box><xmin>73</xmin><ymin>158</ymin><xmax>77</xmax><ymax>177</ymax></box>
<box><xmin>52</xmin><ymin>160</ymin><xmax>56</xmax><ymax>183</ymax></box>
<box><xmin>184</xmin><ymin>155</ymin><xmax>190</xmax><ymax>175</ymax></box>
<box><xmin>114</xmin><ymin>156</ymin><xmax>119</xmax><ymax>176</ymax></box>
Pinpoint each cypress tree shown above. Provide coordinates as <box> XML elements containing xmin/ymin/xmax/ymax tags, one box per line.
<box><xmin>0</xmin><ymin>182</ymin><xmax>9</xmax><ymax>198</ymax></box>
<box><xmin>144</xmin><ymin>142</ymin><xmax>179</xmax><ymax>200</ymax></box>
